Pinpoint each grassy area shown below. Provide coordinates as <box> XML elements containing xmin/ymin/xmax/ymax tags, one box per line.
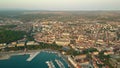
<box><xmin>0</xmin><ymin>30</ymin><xmax>26</xmax><ymax>44</ymax></box>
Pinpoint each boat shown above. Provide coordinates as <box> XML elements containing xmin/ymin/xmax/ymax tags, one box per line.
<box><xmin>55</xmin><ymin>59</ymin><xmax>65</xmax><ymax>68</ymax></box>
<box><xmin>46</xmin><ymin>61</ymin><xmax>56</xmax><ymax>68</ymax></box>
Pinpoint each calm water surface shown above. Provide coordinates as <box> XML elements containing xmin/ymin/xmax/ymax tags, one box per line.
<box><xmin>0</xmin><ymin>51</ymin><xmax>69</xmax><ymax>68</ymax></box>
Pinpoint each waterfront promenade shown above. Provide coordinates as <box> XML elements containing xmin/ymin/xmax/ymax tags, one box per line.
<box><xmin>0</xmin><ymin>50</ymin><xmax>41</xmax><ymax>60</ymax></box>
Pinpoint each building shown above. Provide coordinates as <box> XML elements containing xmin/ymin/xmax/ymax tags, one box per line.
<box><xmin>68</xmin><ymin>56</ymin><xmax>78</xmax><ymax>68</ymax></box>
<box><xmin>55</xmin><ymin>39</ymin><xmax>70</xmax><ymax>46</ymax></box>
<box><xmin>26</xmin><ymin>41</ymin><xmax>39</xmax><ymax>45</ymax></box>
<box><xmin>0</xmin><ymin>43</ymin><xmax>6</xmax><ymax>49</ymax></box>
<box><xmin>17</xmin><ymin>42</ymin><xmax>25</xmax><ymax>47</ymax></box>
<box><xmin>75</xmin><ymin>54</ymin><xmax>87</xmax><ymax>59</ymax></box>
<box><xmin>109</xmin><ymin>55</ymin><xmax>120</xmax><ymax>68</ymax></box>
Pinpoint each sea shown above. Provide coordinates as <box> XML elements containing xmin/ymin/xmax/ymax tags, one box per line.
<box><xmin>0</xmin><ymin>51</ymin><xmax>69</xmax><ymax>68</ymax></box>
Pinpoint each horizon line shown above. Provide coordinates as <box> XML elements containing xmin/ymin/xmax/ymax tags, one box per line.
<box><xmin>0</xmin><ymin>9</ymin><xmax>120</xmax><ymax>11</ymax></box>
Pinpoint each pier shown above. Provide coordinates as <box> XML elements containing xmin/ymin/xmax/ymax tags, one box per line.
<box><xmin>55</xmin><ymin>59</ymin><xmax>65</xmax><ymax>68</ymax></box>
<box><xmin>46</xmin><ymin>61</ymin><xmax>56</xmax><ymax>68</ymax></box>
<box><xmin>26</xmin><ymin>51</ymin><xmax>40</xmax><ymax>61</ymax></box>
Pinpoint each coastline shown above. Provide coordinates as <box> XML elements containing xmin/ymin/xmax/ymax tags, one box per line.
<box><xmin>0</xmin><ymin>49</ymin><xmax>72</xmax><ymax>68</ymax></box>
<box><xmin>0</xmin><ymin>50</ymin><xmax>41</xmax><ymax>60</ymax></box>
<box><xmin>0</xmin><ymin>49</ymin><xmax>61</xmax><ymax>60</ymax></box>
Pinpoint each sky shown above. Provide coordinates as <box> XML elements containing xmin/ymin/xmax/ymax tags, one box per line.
<box><xmin>0</xmin><ymin>0</ymin><xmax>120</xmax><ymax>10</ymax></box>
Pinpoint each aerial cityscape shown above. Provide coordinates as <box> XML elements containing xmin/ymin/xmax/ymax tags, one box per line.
<box><xmin>0</xmin><ymin>0</ymin><xmax>120</xmax><ymax>68</ymax></box>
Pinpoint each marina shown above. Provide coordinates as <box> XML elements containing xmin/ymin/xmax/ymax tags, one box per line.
<box><xmin>46</xmin><ymin>61</ymin><xmax>56</xmax><ymax>68</ymax></box>
<box><xmin>0</xmin><ymin>51</ymin><xmax>69</xmax><ymax>68</ymax></box>
<box><xmin>55</xmin><ymin>59</ymin><xmax>65</xmax><ymax>68</ymax></box>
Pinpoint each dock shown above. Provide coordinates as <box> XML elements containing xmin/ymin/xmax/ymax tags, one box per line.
<box><xmin>55</xmin><ymin>59</ymin><xmax>65</xmax><ymax>68</ymax></box>
<box><xmin>46</xmin><ymin>61</ymin><xmax>56</xmax><ymax>68</ymax></box>
<box><xmin>26</xmin><ymin>52</ymin><xmax>40</xmax><ymax>61</ymax></box>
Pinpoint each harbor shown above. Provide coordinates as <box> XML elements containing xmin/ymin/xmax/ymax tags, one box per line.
<box><xmin>46</xmin><ymin>59</ymin><xmax>66</xmax><ymax>68</ymax></box>
<box><xmin>46</xmin><ymin>61</ymin><xmax>56</xmax><ymax>68</ymax></box>
<box><xmin>0</xmin><ymin>50</ymin><xmax>69</xmax><ymax>68</ymax></box>
<box><xmin>55</xmin><ymin>59</ymin><xmax>65</xmax><ymax>68</ymax></box>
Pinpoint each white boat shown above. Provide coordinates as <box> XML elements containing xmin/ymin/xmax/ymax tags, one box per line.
<box><xmin>46</xmin><ymin>61</ymin><xmax>56</xmax><ymax>68</ymax></box>
<box><xmin>55</xmin><ymin>59</ymin><xmax>65</xmax><ymax>68</ymax></box>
